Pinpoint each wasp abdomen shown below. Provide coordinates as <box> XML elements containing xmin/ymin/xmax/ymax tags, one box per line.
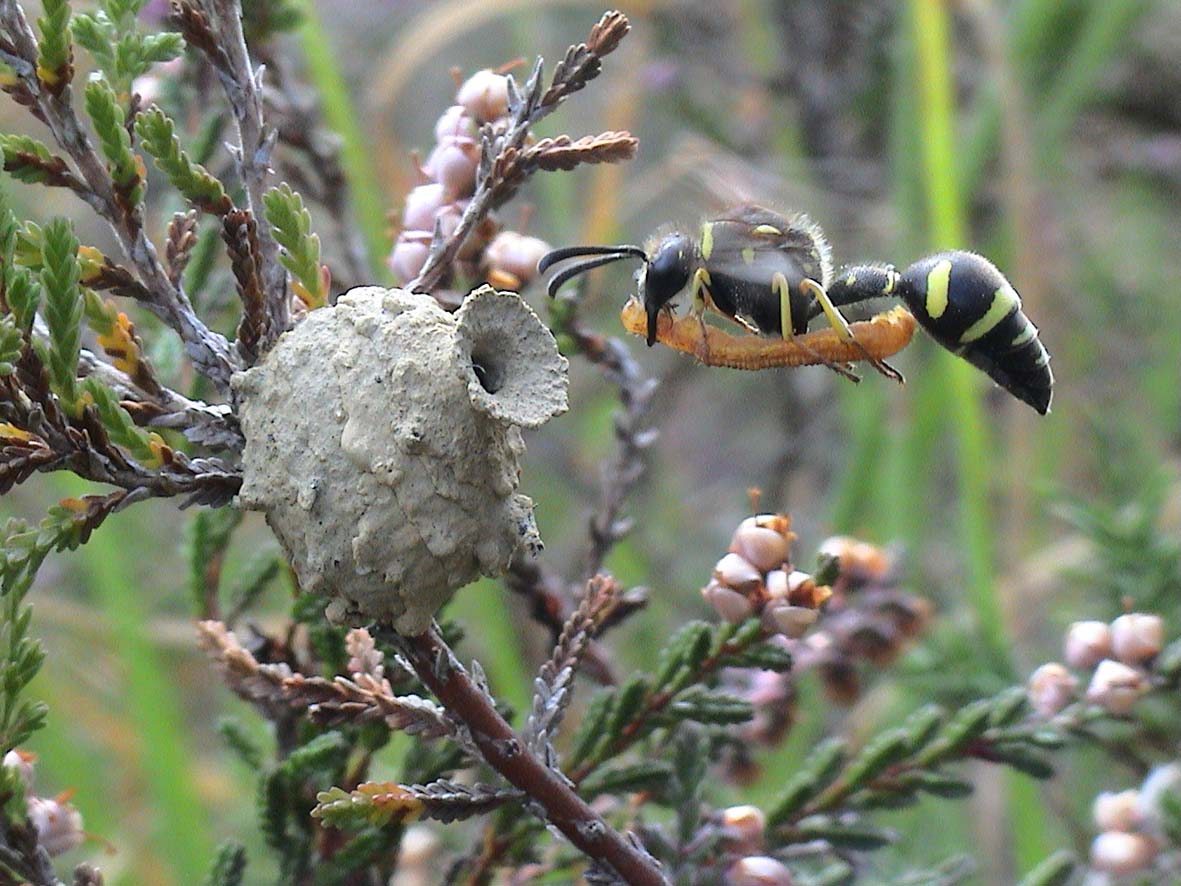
<box><xmin>899</xmin><ymin>252</ymin><xmax>1053</xmax><ymax>414</ymax></box>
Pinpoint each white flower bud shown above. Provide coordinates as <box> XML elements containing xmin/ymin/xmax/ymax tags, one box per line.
<box><xmin>1093</xmin><ymin>789</ymin><xmax>1143</xmax><ymax>832</ymax></box>
<box><xmin>1086</xmin><ymin>659</ymin><xmax>1148</xmax><ymax>716</ymax></box>
<box><xmin>27</xmin><ymin>795</ymin><xmax>84</xmax><ymax>856</ymax></box>
<box><xmin>721</xmin><ymin>805</ymin><xmax>766</xmax><ymax>851</ymax></box>
<box><xmin>727</xmin><ymin>855</ymin><xmax>794</xmax><ymax>886</ymax></box>
<box><xmin>1138</xmin><ymin>763</ymin><xmax>1181</xmax><ymax>837</ymax></box>
<box><xmin>456</xmin><ymin>69</ymin><xmax>510</xmax><ymax>122</ymax></box>
<box><xmin>1089</xmin><ymin>830</ymin><xmax>1157</xmax><ymax>874</ymax></box>
<box><xmin>401</xmin><ymin>182</ymin><xmax>446</xmax><ymax>231</ymax></box>
<box><xmin>714</xmin><ymin>553</ymin><xmax>762</xmax><ymax>593</ymax></box>
<box><xmin>730</xmin><ymin>517</ymin><xmax>790</xmax><ymax>572</ymax></box>
<box><xmin>764</xmin><ymin>569</ymin><xmax>788</xmax><ymax>600</ymax></box>
<box><xmin>762</xmin><ymin>601</ymin><xmax>817</xmax><ymax>639</ymax></box>
<box><xmin>435</xmin><ymin>104</ymin><xmax>477</xmax><ymax>142</ymax></box>
<box><xmin>1110</xmin><ymin>613</ymin><xmax>1165</xmax><ymax>665</ymax></box>
<box><xmin>2</xmin><ymin>749</ymin><xmax>34</xmax><ymax>790</ymax></box>
<box><xmin>1064</xmin><ymin>620</ymin><xmax>1112</xmax><ymax>669</ymax></box>
<box><xmin>703</xmin><ymin>581</ymin><xmax>755</xmax><ymax>624</ymax></box>
<box><xmin>1027</xmin><ymin>662</ymin><xmax>1078</xmax><ymax>717</ymax></box>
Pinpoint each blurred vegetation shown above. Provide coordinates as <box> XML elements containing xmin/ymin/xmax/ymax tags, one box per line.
<box><xmin>0</xmin><ymin>0</ymin><xmax>1177</xmax><ymax>883</ymax></box>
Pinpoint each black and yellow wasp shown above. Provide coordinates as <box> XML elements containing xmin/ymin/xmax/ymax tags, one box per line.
<box><xmin>539</xmin><ymin>204</ymin><xmax>1053</xmax><ymax>414</ymax></box>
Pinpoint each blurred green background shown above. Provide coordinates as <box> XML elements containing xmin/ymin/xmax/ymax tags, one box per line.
<box><xmin>2</xmin><ymin>0</ymin><xmax>1179</xmax><ymax>882</ymax></box>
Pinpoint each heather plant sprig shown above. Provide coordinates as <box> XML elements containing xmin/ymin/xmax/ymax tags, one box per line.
<box><xmin>0</xmin><ymin>3</ymin><xmax>1173</xmax><ymax>884</ymax></box>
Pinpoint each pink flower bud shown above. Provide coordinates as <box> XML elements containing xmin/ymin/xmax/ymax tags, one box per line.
<box><xmin>1138</xmin><ymin>763</ymin><xmax>1181</xmax><ymax>837</ymax></box>
<box><xmin>1110</xmin><ymin>613</ymin><xmax>1165</xmax><ymax>665</ymax></box>
<box><xmin>1093</xmin><ymin>789</ymin><xmax>1143</xmax><ymax>832</ymax></box>
<box><xmin>426</xmin><ymin>137</ymin><xmax>479</xmax><ymax>199</ymax></box>
<box><xmin>1027</xmin><ymin>662</ymin><xmax>1078</xmax><ymax>717</ymax></box>
<box><xmin>727</xmin><ymin>855</ymin><xmax>794</xmax><ymax>886</ymax></box>
<box><xmin>730</xmin><ymin>517</ymin><xmax>790</xmax><ymax>572</ymax></box>
<box><xmin>434</xmin><ymin>104</ymin><xmax>477</xmax><ymax>142</ymax></box>
<box><xmin>1064</xmin><ymin>620</ymin><xmax>1112</xmax><ymax>669</ymax></box>
<box><xmin>714</xmin><ymin>553</ymin><xmax>762</xmax><ymax>593</ymax></box>
<box><xmin>401</xmin><ymin>183</ymin><xmax>446</xmax><ymax>231</ymax></box>
<box><xmin>1090</xmin><ymin>830</ymin><xmax>1157</xmax><ymax>874</ymax></box>
<box><xmin>456</xmin><ymin>69</ymin><xmax>510</xmax><ymax>123</ymax></box>
<box><xmin>1086</xmin><ymin>659</ymin><xmax>1148</xmax><ymax>716</ymax></box>
<box><xmin>27</xmin><ymin>795</ymin><xmax>84</xmax><ymax>856</ymax></box>
<box><xmin>483</xmin><ymin>231</ymin><xmax>551</xmax><ymax>287</ymax></box>
<box><xmin>388</xmin><ymin>237</ymin><xmax>430</xmax><ymax>282</ymax></box>
<box><xmin>703</xmin><ymin>581</ymin><xmax>755</xmax><ymax>624</ymax></box>
<box><xmin>762</xmin><ymin>601</ymin><xmax>817</xmax><ymax>639</ymax></box>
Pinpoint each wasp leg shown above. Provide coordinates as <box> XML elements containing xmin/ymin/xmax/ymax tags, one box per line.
<box><xmin>776</xmin><ymin>273</ymin><xmax>860</xmax><ymax>382</ymax></box>
<box><xmin>689</xmin><ymin>266</ymin><xmax>714</xmax><ymax>363</ymax></box>
<box><xmin>800</xmin><ymin>278</ymin><xmax>904</xmax><ymax>384</ymax></box>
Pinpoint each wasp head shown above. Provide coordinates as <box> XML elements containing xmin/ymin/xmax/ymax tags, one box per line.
<box><xmin>640</xmin><ymin>234</ymin><xmax>693</xmax><ymax>346</ymax></box>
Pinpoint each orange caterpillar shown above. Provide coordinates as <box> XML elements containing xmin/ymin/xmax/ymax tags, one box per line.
<box><xmin>619</xmin><ymin>298</ymin><xmax>917</xmax><ymax>371</ymax></box>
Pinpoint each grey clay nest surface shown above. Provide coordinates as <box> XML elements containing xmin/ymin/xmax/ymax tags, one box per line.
<box><xmin>233</xmin><ymin>286</ymin><xmax>569</xmax><ymax>634</ymax></box>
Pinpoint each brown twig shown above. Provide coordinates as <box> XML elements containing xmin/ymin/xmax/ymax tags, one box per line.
<box><xmin>390</xmin><ymin>624</ymin><xmax>668</xmax><ymax>886</ymax></box>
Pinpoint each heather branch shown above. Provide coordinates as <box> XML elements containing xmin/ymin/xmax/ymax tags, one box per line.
<box><xmin>523</xmin><ymin>575</ymin><xmax>620</xmax><ymax>756</ymax></box>
<box><xmin>389</xmin><ymin>624</ymin><xmax>668</xmax><ymax>886</ymax></box>
<box><xmin>187</xmin><ymin>0</ymin><xmax>289</xmax><ymax>342</ymax></box>
<box><xmin>0</xmin><ymin>0</ymin><xmax>237</xmax><ymax>388</ymax></box>
<box><xmin>567</xmin><ymin>621</ymin><xmax>766</xmax><ymax>785</ymax></box>
<box><xmin>408</xmin><ymin>10</ymin><xmax>632</xmax><ymax>294</ymax></box>
<box><xmin>75</xmin><ymin>345</ymin><xmax>244</xmax><ymax>449</ymax></box>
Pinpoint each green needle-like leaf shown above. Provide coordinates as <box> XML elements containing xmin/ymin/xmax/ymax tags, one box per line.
<box><xmin>35</xmin><ymin>0</ymin><xmax>73</xmax><ymax>91</ymax></box>
<box><xmin>84</xmin><ymin>77</ymin><xmax>142</xmax><ymax>201</ymax></box>
<box><xmin>39</xmin><ymin>218</ymin><xmax>82</xmax><ymax>409</ymax></box>
<box><xmin>263</xmin><ymin>183</ymin><xmax>327</xmax><ymax>309</ymax></box>
<box><xmin>135</xmin><ymin>107</ymin><xmax>232</xmax><ymax>215</ymax></box>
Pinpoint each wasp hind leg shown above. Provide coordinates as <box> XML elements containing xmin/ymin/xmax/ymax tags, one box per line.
<box><xmin>774</xmin><ymin>273</ymin><xmax>860</xmax><ymax>382</ymax></box>
<box><xmin>799</xmin><ymin>278</ymin><xmax>904</xmax><ymax>384</ymax></box>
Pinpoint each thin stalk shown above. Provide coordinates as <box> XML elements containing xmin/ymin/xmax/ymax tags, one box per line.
<box><xmin>909</xmin><ymin>0</ymin><xmax>1006</xmax><ymax>667</ymax></box>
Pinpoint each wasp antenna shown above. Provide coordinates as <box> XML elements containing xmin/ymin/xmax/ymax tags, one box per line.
<box><xmin>537</xmin><ymin>244</ymin><xmax>646</xmax><ymax>274</ymax></box>
<box><xmin>545</xmin><ymin>253</ymin><xmax>639</xmax><ymax>298</ymax></box>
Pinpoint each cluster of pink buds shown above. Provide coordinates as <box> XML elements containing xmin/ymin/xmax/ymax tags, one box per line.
<box><xmin>388</xmin><ymin>68</ymin><xmax>550</xmax><ymax>292</ymax></box>
<box><xmin>722</xmin><ymin>538</ymin><xmax>932</xmax><ymax>768</ymax></box>
<box><xmin>1028</xmin><ymin>613</ymin><xmax>1165</xmax><ymax>718</ymax></box>
<box><xmin>702</xmin><ymin>514</ymin><xmax>832</xmax><ymax>639</ymax></box>
<box><xmin>1088</xmin><ymin>763</ymin><xmax>1181</xmax><ymax>875</ymax></box>
<box><xmin>2</xmin><ymin>749</ymin><xmax>84</xmax><ymax>856</ymax></box>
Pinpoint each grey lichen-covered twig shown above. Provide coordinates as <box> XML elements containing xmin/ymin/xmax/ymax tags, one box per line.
<box><xmin>175</xmin><ymin>0</ymin><xmax>289</xmax><ymax>341</ymax></box>
<box><xmin>0</xmin><ymin>0</ymin><xmax>238</xmax><ymax>388</ymax></box>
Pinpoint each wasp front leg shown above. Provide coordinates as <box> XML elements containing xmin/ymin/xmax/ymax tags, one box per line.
<box><xmin>688</xmin><ymin>266</ymin><xmax>716</xmax><ymax>362</ymax></box>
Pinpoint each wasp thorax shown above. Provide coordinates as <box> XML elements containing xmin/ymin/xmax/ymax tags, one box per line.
<box><xmin>233</xmin><ymin>286</ymin><xmax>568</xmax><ymax>634</ymax></box>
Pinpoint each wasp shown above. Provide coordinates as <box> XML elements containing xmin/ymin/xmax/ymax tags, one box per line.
<box><xmin>539</xmin><ymin>204</ymin><xmax>1053</xmax><ymax>414</ymax></box>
